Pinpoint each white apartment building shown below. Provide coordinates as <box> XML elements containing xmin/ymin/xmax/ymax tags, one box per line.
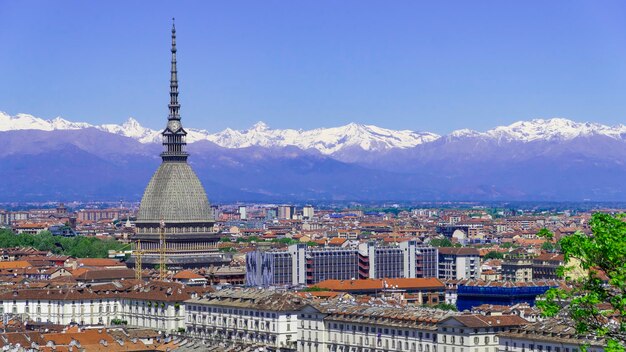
<box><xmin>303</xmin><ymin>206</ymin><xmax>315</xmax><ymax>220</ymax></box>
<box><xmin>438</xmin><ymin>247</ymin><xmax>481</xmax><ymax>280</ymax></box>
<box><xmin>298</xmin><ymin>302</ymin><xmax>453</xmax><ymax>352</ymax></box>
<box><xmin>498</xmin><ymin>318</ymin><xmax>605</xmax><ymax>352</ymax></box>
<box><xmin>184</xmin><ymin>288</ymin><xmax>308</xmax><ymax>351</ymax></box>
<box><xmin>438</xmin><ymin>315</ymin><xmax>529</xmax><ymax>352</ymax></box>
<box><xmin>296</xmin><ymin>301</ymin><xmax>533</xmax><ymax>352</ymax></box>
<box><xmin>0</xmin><ymin>281</ymin><xmax>202</xmax><ymax>333</ymax></box>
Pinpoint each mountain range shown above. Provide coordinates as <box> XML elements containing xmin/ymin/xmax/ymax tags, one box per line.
<box><xmin>1</xmin><ymin>111</ymin><xmax>625</xmax><ymax>202</ymax></box>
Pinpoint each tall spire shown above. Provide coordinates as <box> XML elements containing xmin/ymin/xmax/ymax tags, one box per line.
<box><xmin>161</xmin><ymin>18</ymin><xmax>188</xmax><ymax>163</ymax></box>
<box><xmin>168</xmin><ymin>17</ymin><xmax>180</xmax><ymax>120</ymax></box>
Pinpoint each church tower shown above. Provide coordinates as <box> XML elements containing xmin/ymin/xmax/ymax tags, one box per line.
<box><xmin>130</xmin><ymin>20</ymin><xmax>230</xmax><ymax>270</ymax></box>
<box><xmin>161</xmin><ymin>19</ymin><xmax>188</xmax><ymax>162</ymax></box>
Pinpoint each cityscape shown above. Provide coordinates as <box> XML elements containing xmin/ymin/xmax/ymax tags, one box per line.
<box><xmin>1</xmin><ymin>2</ymin><xmax>625</xmax><ymax>352</ymax></box>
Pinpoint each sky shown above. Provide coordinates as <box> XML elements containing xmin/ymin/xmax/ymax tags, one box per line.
<box><xmin>1</xmin><ymin>1</ymin><xmax>626</xmax><ymax>134</ymax></box>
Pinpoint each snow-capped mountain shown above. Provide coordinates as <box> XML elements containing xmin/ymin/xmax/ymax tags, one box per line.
<box><xmin>0</xmin><ymin>111</ymin><xmax>440</xmax><ymax>154</ymax></box>
<box><xmin>448</xmin><ymin>118</ymin><xmax>626</xmax><ymax>142</ymax></box>
<box><xmin>0</xmin><ymin>112</ymin><xmax>92</xmax><ymax>131</ymax></box>
<box><xmin>1</xmin><ymin>111</ymin><xmax>625</xmax><ymax>154</ymax></box>
<box><xmin>2</xmin><ymin>111</ymin><xmax>626</xmax><ymax>201</ymax></box>
<box><xmin>204</xmin><ymin>122</ymin><xmax>440</xmax><ymax>154</ymax></box>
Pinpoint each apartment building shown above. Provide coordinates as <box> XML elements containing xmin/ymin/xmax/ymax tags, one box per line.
<box><xmin>184</xmin><ymin>289</ymin><xmax>307</xmax><ymax>351</ymax></box>
<box><xmin>498</xmin><ymin>318</ymin><xmax>605</xmax><ymax>352</ymax></box>
<box><xmin>438</xmin><ymin>315</ymin><xmax>529</xmax><ymax>352</ymax></box>
<box><xmin>76</xmin><ymin>208</ymin><xmax>122</xmax><ymax>222</ymax></box>
<box><xmin>298</xmin><ymin>303</ymin><xmax>451</xmax><ymax>352</ymax></box>
<box><xmin>246</xmin><ymin>241</ymin><xmax>439</xmax><ymax>287</ymax></box>
<box><xmin>296</xmin><ymin>301</ymin><xmax>529</xmax><ymax>352</ymax></box>
<box><xmin>438</xmin><ymin>247</ymin><xmax>481</xmax><ymax>280</ymax></box>
<box><xmin>0</xmin><ymin>281</ymin><xmax>202</xmax><ymax>332</ymax></box>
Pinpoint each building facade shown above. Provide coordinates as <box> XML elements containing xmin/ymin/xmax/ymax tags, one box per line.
<box><xmin>0</xmin><ymin>281</ymin><xmax>196</xmax><ymax>332</ymax></box>
<box><xmin>438</xmin><ymin>248</ymin><xmax>481</xmax><ymax>280</ymax></box>
<box><xmin>246</xmin><ymin>242</ymin><xmax>439</xmax><ymax>287</ymax></box>
<box><xmin>184</xmin><ymin>289</ymin><xmax>307</xmax><ymax>350</ymax></box>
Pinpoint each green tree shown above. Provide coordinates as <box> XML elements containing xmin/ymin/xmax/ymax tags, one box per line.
<box><xmin>483</xmin><ymin>251</ymin><xmax>504</xmax><ymax>260</ymax></box>
<box><xmin>272</xmin><ymin>238</ymin><xmax>299</xmax><ymax>245</ymax></box>
<box><xmin>0</xmin><ymin>229</ymin><xmax>124</xmax><ymax>258</ymax></box>
<box><xmin>429</xmin><ymin>237</ymin><xmax>453</xmax><ymax>247</ymax></box>
<box><xmin>500</xmin><ymin>242</ymin><xmax>516</xmax><ymax>249</ymax></box>
<box><xmin>541</xmin><ymin>241</ymin><xmax>556</xmax><ymax>252</ymax></box>
<box><xmin>431</xmin><ymin>302</ymin><xmax>458</xmax><ymax>311</ymax></box>
<box><xmin>536</xmin><ymin>214</ymin><xmax>626</xmax><ymax>352</ymax></box>
<box><xmin>301</xmin><ymin>286</ymin><xmax>329</xmax><ymax>292</ymax></box>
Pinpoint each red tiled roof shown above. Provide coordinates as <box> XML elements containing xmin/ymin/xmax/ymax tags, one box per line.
<box><xmin>314</xmin><ymin>278</ymin><xmax>445</xmax><ymax>292</ymax></box>
<box><xmin>173</xmin><ymin>270</ymin><xmax>205</xmax><ymax>280</ymax></box>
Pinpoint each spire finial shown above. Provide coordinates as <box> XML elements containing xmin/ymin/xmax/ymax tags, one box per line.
<box><xmin>161</xmin><ymin>19</ymin><xmax>188</xmax><ymax>162</ymax></box>
<box><xmin>168</xmin><ymin>18</ymin><xmax>179</xmax><ymax>120</ymax></box>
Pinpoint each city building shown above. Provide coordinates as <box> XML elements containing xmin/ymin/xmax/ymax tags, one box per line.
<box><xmin>0</xmin><ymin>281</ymin><xmax>199</xmax><ymax>332</ymax></box>
<box><xmin>438</xmin><ymin>247</ymin><xmax>481</xmax><ymax>280</ymax></box>
<box><xmin>185</xmin><ymin>289</ymin><xmax>307</xmax><ymax>350</ymax></box>
<box><xmin>130</xmin><ymin>21</ymin><xmax>229</xmax><ymax>269</ymax></box>
<box><xmin>278</xmin><ymin>205</ymin><xmax>296</xmax><ymax>220</ymax></box>
<box><xmin>456</xmin><ymin>280</ymin><xmax>562</xmax><ymax>311</ymax></box>
<box><xmin>246</xmin><ymin>241</ymin><xmax>439</xmax><ymax>287</ymax></box>
<box><xmin>238</xmin><ymin>205</ymin><xmax>247</xmax><ymax>220</ymax></box>
<box><xmin>298</xmin><ymin>302</ymin><xmax>453</xmax><ymax>352</ymax></box>
<box><xmin>246</xmin><ymin>249</ymin><xmax>294</xmax><ymax>287</ymax></box>
<box><xmin>438</xmin><ymin>315</ymin><xmax>529</xmax><ymax>352</ymax></box>
<box><xmin>302</xmin><ymin>205</ymin><xmax>314</xmax><ymax>220</ymax></box>
<box><xmin>498</xmin><ymin>318</ymin><xmax>606</xmax><ymax>352</ymax></box>
<box><xmin>76</xmin><ymin>208</ymin><xmax>122</xmax><ymax>222</ymax></box>
<box><xmin>531</xmin><ymin>253</ymin><xmax>564</xmax><ymax>280</ymax></box>
<box><xmin>501</xmin><ymin>251</ymin><xmax>534</xmax><ymax>282</ymax></box>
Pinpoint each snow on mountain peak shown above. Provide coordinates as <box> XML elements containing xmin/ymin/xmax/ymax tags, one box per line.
<box><xmin>487</xmin><ymin>117</ymin><xmax>625</xmax><ymax>141</ymax></box>
<box><xmin>0</xmin><ymin>111</ymin><xmax>93</xmax><ymax>131</ymax></box>
<box><xmin>1</xmin><ymin>111</ymin><xmax>624</xmax><ymax>154</ymax></box>
<box><xmin>98</xmin><ymin>117</ymin><xmax>161</xmax><ymax>143</ymax></box>
<box><xmin>250</xmin><ymin>121</ymin><xmax>269</xmax><ymax>131</ymax></box>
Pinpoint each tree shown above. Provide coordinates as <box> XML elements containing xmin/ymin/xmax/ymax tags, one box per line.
<box><xmin>483</xmin><ymin>251</ymin><xmax>504</xmax><ymax>260</ymax></box>
<box><xmin>429</xmin><ymin>237</ymin><xmax>453</xmax><ymax>247</ymax></box>
<box><xmin>500</xmin><ymin>242</ymin><xmax>516</xmax><ymax>249</ymax></box>
<box><xmin>301</xmin><ymin>286</ymin><xmax>329</xmax><ymax>292</ymax></box>
<box><xmin>0</xmin><ymin>229</ymin><xmax>123</xmax><ymax>258</ymax></box>
<box><xmin>432</xmin><ymin>302</ymin><xmax>458</xmax><ymax>311</ymax></box>
<box><xmin>541</xmin><ymin>240</ymin><xmax>556</xmax><ymax>252</ymax></box>
<box><xmin>536</xmin><ymin>214</ymin><xmax>626</xmax><ymax>352</ymax></box>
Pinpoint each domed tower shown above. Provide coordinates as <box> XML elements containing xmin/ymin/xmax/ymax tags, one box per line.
<box><xmin>131</xmin><ymin>20</ymin><xmax>229</xmax><ymax>270</ymax></box>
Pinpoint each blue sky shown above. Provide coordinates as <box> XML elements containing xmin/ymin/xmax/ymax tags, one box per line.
<box><xmin>2</xmin><ymin>1</ymin><xmax>626</xmax><ymax>133</ymax></box>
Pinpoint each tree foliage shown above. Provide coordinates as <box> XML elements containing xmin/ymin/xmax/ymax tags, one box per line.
<box><xmin>484</xmin><ymin>251</ymin><xmax>504</xmax><ymax>260</ymax></box>
<box><xmin>536</xmin><ymin>214</ymin><xmax>626</xmax><ymax>352</ymax></box>
<box><xmin>301</xmin><ymin>286</ymin><xmax>329</xmax><ymax>292</ymax></box>
<box><xmin>431</xmin><ymin>302</ymin><xmax>458</xmax><ymax>311</ymax></box>
<box><xmin>0</xmin><ymin>229</ymin><xmax>124</xmax><ymax>258</ymax></box>
<box><xmin>429</xmin><ymin>237</ymin><xmax>453</xmax><ymax>247</ymax></box>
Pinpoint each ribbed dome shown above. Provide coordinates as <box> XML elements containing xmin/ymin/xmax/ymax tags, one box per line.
<box><xmin>137</xmin><ymin>162</ymin><xmax>213</xmax><ymax>223</ymax></box>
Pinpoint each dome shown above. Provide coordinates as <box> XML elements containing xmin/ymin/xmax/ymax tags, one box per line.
<box><xmin>136</xmin><ymin>162</ymin><xmax>213</xmax><ymax>224</ymax></box>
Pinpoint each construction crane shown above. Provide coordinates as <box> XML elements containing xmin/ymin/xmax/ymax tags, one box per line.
<box><xmin>134</xmin><ymin>240</ymin><xmax>143</xmax><ymax>280</ymax></box>
<box><xmin>131</xmin><ymin>219</ymin><xmax>167</xmax><ymax>281</ymax></box>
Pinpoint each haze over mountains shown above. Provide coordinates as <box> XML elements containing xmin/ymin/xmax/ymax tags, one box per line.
<box><xmin>2</xmin><ymin>111</ymin><xmax>625</xmax><ymax>202</ymax></box>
